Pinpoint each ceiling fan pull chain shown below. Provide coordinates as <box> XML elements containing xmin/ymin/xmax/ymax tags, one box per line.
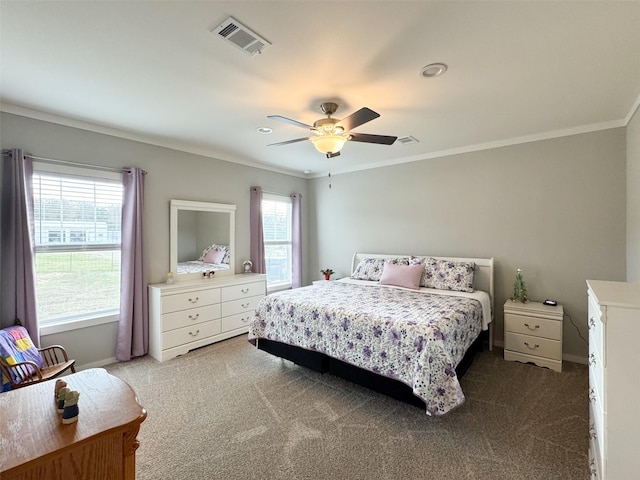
<box><xmin>328</xmin><ymin>160</ymin><xmax>332</xmax><ymax>189</ymax></box>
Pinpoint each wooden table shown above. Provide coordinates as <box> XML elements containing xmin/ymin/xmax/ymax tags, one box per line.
<box><xmin>0</xmin><ymin>368</ymin><xmax>146</xmax><ymax>480</ymax></box>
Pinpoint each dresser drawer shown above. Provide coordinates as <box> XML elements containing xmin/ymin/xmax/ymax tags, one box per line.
<box><xmin>589</xmin><ymin>368</ymin><xmax>605</xmax><ymax>454</ymax></box>
<box><xmin>589</xmin><ymin>399</ymin><xmax>605</xmax><ymax>474</ymax></box>
<box><xmin>221</xmin><ymin>281</ymin><xmax>265</xmax><ymax>302</ymax></box>
<box><xmin>162</xmin><ymin>288</ymin><xmax>220</xmax><ymax>313</ymax></box>
<box><xmin>222</xmin><ymin>295</ymin><xmax>263</xmax><ymax>317</ymax></box>
<box><xmin>222</xmin><ymin>312</ymin><xmax>254</xmax><ymax>332</ymax></box>
<box><xmin>589</xmin><ymin>422</ymin><xmax>603</xmax><ymax>480</ymax></box>
<box><xmin>162</xmin><ymin>304</ymin><xmax>221</xmax><ymax>331</ymax></box>
<box><xmin>162</xmin><ymin>319</ymin><xmax>221</xmax><ymax>350</ymax></box>
<box><xmin>504</xmin><ymin>313</ymin><xmax>562</xmax><ymax>340</ymax></box>
<box><xmin>504</xmin><ymin>332</ymin><xmax>562</xmax><ymax>360</ymax></box>
<box><xmin>588</xmin><ymin>296</ymin><xmax>605</xmax><ymax>368</ymax></box>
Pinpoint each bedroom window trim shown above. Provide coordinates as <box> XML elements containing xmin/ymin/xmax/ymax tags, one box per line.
<box><xmin>32</xmin><ymin>161</ymin><xmax>123</xmax><ymax>329</ymax></box>
<box><xmin>262</xmin><ymin>193</ymin><xmax>293</xmax><ymax>292</ymax></box>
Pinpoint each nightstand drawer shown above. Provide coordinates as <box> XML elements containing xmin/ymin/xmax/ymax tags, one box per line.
<box><xmin>504</xmin><ymin>313</ymin><xmax>562</xmax><ymax>340</ymax></box>
<box><xmin>504</xmin><ymin>332</ymin><xmax>562</xmax><ymax>360</ymax></box>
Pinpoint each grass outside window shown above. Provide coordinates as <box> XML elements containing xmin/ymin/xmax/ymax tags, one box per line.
<box><xmin>35</xmin><ymin>251</ymin><xmax>121</xmax><ymax>322</ymax></box>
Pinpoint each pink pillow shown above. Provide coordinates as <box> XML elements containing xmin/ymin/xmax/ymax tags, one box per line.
<box><xmin>203</xmin><ymin>248</ymin><xmax>225</xmax><ymax>264</ymax></box>
<box><xmin>379</xmin><ymin>262</ymin><xmax>424</xmax><ymax>290</ymax></box>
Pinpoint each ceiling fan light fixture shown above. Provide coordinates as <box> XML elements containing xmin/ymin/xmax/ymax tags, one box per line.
<box><xmin>310</xmin><ymin>134</ymin><xmax>348</xmax><ymax>155</ymax></box>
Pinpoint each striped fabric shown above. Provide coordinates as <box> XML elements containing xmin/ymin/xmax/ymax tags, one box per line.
<box><xmin>0</xmin><ymin>326</ymin><xmax>43</xmax><ymax>391</ymax></box>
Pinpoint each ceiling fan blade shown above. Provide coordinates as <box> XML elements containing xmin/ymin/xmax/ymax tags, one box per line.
<box><xmin>336</xmin><ymin>107</ymin><xmax>380</xmax><ymax>131</ymax></box>
<box><xmin>267</xmin><ymin>115</ymin><xmax>313</xmax><ymax>129</ymax></box>
<box><xmin>268</xmin><ymin>137</ymin><xmax>310</xmax><ymax>147</ymax></box>
<box><xmin>348</xmin><ymin>133</ymin><xmax>397</xmax><ymax>145</ymax></box>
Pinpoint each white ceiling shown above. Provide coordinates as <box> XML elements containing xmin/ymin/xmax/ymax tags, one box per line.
<box><xmin>1</xmin><ymin>1</ymin><xmax>639</xmax><ymax>177</ymax></box>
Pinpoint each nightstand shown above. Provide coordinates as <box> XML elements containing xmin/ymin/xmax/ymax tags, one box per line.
<box><xmin>503</xmin><ymin>299</ymin><xmax>563</xmax><ymax>372</ymax></box>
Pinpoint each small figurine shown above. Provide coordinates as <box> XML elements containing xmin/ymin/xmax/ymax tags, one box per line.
<box><xmin>57</xmin><ymin>386</ymin><xmax>70</xmax><ymax>413</ymax></box>
<box><xmin>54</xmin><ymin>379</ymin><xmax>67</xmax><ymax>401</ymax></box>
<box><xmin>62</xmin><ymin>390</ymin><xmax>80</xmax><ymax>424</ymax></box>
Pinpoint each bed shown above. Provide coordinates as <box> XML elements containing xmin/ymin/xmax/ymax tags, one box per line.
<box><xmin>176</xmin><ymin>244</ymin><xmax>231</xmax><ymax>275</ymax></box>
<box><xmin>249</xmin><ymin>253</ymin><xmax>494</xmax><ymax>416</ymax></box>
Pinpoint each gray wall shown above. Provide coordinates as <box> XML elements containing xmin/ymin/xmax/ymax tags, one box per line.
<box><xmin>307</xmin><ymin>128</ymin><xmax>628</xmax><ymax>361</ymax></box>
<box><xmin>0</xmin><ymin>112</ymin><xmax>308</xmax><ymax>367</ymax></box>
<box><xmin>0</xmin><ymin>111</ymin><xmax>632</xmax><ymax>365</ymax></box>
<box><xmin>628</xmin><ymin>108</ymin><xmax>640</xmax><ymax>282</ymax></box>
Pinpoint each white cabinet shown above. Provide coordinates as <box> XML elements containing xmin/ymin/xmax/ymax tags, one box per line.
<box><xmin>503</xmin><ymin>300</ymin><xmax>564</xmax><ymax>372</ymax></box>
<box><xmin>149</xmin><ymin>274</ymin><xmax>266</xmax><ymax>362</ymax></box>
<box><xmin>587</xmin><ymin>280</ymin><xmax>640</xmax><ymax>480</ymax></box>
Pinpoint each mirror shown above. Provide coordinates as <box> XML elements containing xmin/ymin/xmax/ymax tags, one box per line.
<box><xmin>170</xmin><ymin>199</ymin><xmax>236</xmax><ymax>281</ymax></box>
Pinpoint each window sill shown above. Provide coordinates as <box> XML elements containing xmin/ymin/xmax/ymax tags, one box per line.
<box><xmin>40</xmin><ymin>313</ymin><xmax>119</xmax><ymax>336</ymax></box>
<box><xmin>267</xmin><ymin>283</ymin><xmax>292</xmax><ymax>294</ymax></box>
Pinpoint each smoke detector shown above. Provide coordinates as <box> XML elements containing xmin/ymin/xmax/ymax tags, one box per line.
<box><xmin>397</xmin><ymin>136</ymin><xmax>419</xmax><ymax>145</ymax></box>
<box><xmin>213</xmin><ymin>17</ymin><xmax>271</xmax><ymax>56</ymax></box>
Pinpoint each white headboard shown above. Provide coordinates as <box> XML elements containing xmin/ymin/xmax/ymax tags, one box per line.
<box><xmin>351</xmin><ymin>252</ymin><xmax>495</xmax><ymax>318</ymax></box>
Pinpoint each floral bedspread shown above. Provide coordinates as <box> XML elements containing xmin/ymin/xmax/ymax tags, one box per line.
<box><xmin>177</xmin><ymin>261</ymin><xmax>230</xmax><ymax>274</ymax></box>
<box><xmin>249</xmin><ymin>281</ymin><xmax>486</xmax><ymax>415</ymax></box>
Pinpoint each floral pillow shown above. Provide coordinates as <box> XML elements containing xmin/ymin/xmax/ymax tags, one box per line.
<box><xmin>351</xmin><ymin>256</ymin><xmax>409</xmax><ymax>281</ymax></box>
<box><xmin>411</xmin><ymin>256</ymin><xmax>475</xmax><ymax>292</ymax></box>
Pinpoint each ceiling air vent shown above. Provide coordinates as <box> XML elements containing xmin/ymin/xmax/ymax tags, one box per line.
<box><xmin>213</xmin><ymin>16</ymin><xmax>271</xmax><ymax>56</ymax></box>
<box><xmin>397</xmin><ymin>136</ymin><xmax>419</xmax><ymax>145</ymax></box>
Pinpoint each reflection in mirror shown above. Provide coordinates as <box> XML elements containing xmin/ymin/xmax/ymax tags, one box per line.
<box><xmin>170</xmin><ymin>200</ymin><xmax>236</xmax><ymax>281</ymax></box>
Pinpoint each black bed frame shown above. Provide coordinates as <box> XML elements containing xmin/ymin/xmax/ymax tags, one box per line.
<box><xmin>256</xmin><ymin>330</ymin><xmax>487</xmax><ymax>409</ymax></box>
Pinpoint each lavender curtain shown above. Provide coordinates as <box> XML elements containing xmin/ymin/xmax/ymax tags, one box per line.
<box><xmin>116</xmin><ymin>168</ymin><xmax>148</xmax><ymax>361</ymax></box>
<box><xmin>250</xmin><ymin>186</ymin><xmax>266</xmax><ymax>274</ymax></box>
<box><xmin>1</xmin><ymin>149</ymin><xmax>39</xmax><ymax>344</ymax></box>
<box><xmin>291</xmin><ymin>193</ymin><xmax>302</xmax><ymax>288</ymax></box>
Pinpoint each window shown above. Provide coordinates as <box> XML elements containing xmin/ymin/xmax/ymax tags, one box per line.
<box><xmin>262</xmin><ymin>193</ymin><xmax>292</xmax><ymax>290</ymax></box>
<box><xmin>32</xmin><ymin>163</ymin><xmax>123</xmax><ymax>326</ymax></box>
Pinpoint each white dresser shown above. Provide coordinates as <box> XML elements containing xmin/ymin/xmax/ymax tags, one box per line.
<box><xmin>587</xmin><ymin>280</ymin><xmax>640</xmax><ymax>480</ymax></box>
<box><xmin>503</xmin><ymin>300</ymin><xmax>564</xmax><ymax>372</ymax></box>
<box><xmin>148</xmin><ymin>274</ymin><xmax>266</xmax><ymax>362</ymax></box>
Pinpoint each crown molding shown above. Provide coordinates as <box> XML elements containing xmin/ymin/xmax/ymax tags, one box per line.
<box><xmin>0</xmin><ymin>103</ymin><xmax>306</xmax><ymax>178</ymax></box>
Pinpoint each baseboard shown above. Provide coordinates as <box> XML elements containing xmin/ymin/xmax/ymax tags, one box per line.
<box><xmin>76</xmin><ymin>357</ymin><xmax>117</xmax><ymax>371</ymax></box>
<box><xmin>493</xmin><ymin>339</ymin><xmax>588</xmax><ymax>365</ymax></box>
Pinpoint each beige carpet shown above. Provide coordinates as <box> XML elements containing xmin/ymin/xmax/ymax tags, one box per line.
<box><xmin>105</xmin><ymin>335</ymin><xmax>588</xmax><ymax>480</ymax></box>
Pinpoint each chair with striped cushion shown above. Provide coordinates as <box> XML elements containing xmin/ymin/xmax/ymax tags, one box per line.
<box><xmin>0</xmin><ymin>324</ymin><xmax>75</xmax><ymax>392</ymax></box>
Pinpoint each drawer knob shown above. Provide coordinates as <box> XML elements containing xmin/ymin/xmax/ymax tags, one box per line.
<box><xmin>241</xmin><ymin>288</ymin><xmax>250</xmax><ymax>294</ymax></box>
<box><xmin>241</xmin><ymin>302</ymin><xmax>250</xmax><ymax>309</ymax></box>
<box><xmin>188</xmin><ymin>313</ymin><xmax>200</xmax><ymax>321</ymax></box>
<box><xmin>590</xmin><ymin>460</ymin><xmax>597</xmax><ymax>478</ymax></box>
<box><xmin>189</xmin><ymin>329</ymin><xmax>200</xmax><ymax>337</ymax></box>
<box><xmin>589</xmin><ymin>353</ymin><xmax>597</xmax><ymax>367</ymax></box>
<box><xmin>188</xmin><ymin>297</ymin><xmax>199</xmax><ymax>304</ymax></box>
<box><xmin>589</xmin><ymin>388</ymin><xmax>596</xmax><ymax>403</ymax></box>
<box><xmin>523</xmin><ymin>323</ymin><xmax>539</xmax><ymax>331</ymax></box>
<box><xmin>241</xmin><ymin>317</ymin><xmax>250</xmax><ymax>323</ymax></box>
<box><xmin>588</xmin><ymin>317</ymin><xmax>596</xmax><ymax>330</ymax></box>
<box><xmin>589</xmin><ymin>424</ymin><xmax>597</xmax><ymax>440</ymax></box>
<box><xmin>523</xmin><ymin>342</ymin><xmax>539</xmax><ymax>350</ymax></box>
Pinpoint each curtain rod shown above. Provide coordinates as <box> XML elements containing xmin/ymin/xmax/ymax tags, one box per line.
<box><xmin>2</xmin><ymin>149</ymin><xmax>140</xmax><ymax>174</ymax></box>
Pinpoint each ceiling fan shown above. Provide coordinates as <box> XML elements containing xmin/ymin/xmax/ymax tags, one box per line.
<box><xmin>267</xmin><ymin>102</ymin><xmax>397</xmax><ymax>158</ymax></box>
